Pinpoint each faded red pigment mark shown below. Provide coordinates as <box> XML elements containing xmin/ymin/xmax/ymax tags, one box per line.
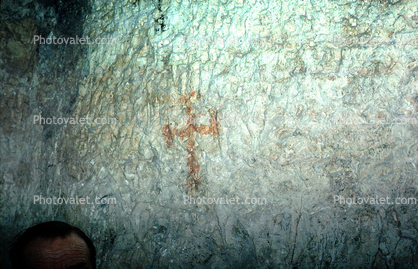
<box><xmin>162</xmin><ymin>91</ymin><xmax>220</xmax><ymax>189</ymax></box>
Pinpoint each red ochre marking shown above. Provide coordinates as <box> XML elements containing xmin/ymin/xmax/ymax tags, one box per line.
<box><xmin>162</xmin><ymin>91</ymin><xmax>220</xmax><ymax>189</ymax></box>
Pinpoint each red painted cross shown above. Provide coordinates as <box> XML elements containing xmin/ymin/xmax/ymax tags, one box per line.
<box><xmin>162</xmin><ymin>91</ymin><xmax>220</xmax><ymax>189</ymax></box>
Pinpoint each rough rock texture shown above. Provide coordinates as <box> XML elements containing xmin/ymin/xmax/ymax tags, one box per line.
<box><xmin>1</xmin><ymin>0</ymin><xmax>418</xmax><ymax>268</ymax></box>
<box><xmin>0</xmin><ymin>17</ymin><xmax>38</xmax><ymax>74</ymax></box>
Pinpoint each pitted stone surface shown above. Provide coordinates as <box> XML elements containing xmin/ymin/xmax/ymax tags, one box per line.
<box><xmin>1</xmin><ymin>0</ymin><xmax>418</xmax><ymax>268</ymax></box>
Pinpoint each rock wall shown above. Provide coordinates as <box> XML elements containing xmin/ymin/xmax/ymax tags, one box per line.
<box><xmin>1</xmin><ymin>0</ymin><xmax>418</xmax><ymax>268</ymax></box>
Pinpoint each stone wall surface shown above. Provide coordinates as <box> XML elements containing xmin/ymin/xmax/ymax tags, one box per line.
<box><xmin>1</xmin><ymin>0</ymin><xmax>418</xmax><ymax>268</ymax></box>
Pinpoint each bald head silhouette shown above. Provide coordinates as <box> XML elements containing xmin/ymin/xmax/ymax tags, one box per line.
<box><xmin>9</xmin><ymin>221</ymin><xmax>96</xmax><ymax>269</ymax></box>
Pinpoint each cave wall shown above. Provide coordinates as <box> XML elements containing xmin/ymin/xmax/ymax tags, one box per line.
<box><xmin>1</xmin><ymin>0</ymin><xmax>418</xmax><ymax>268</ymax></box>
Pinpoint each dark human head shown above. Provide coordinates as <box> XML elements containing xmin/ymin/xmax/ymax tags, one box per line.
<box><xmin>9</xmin><ymin>221</ymin><xmax>96</xmax><ymax>269</ymax></box>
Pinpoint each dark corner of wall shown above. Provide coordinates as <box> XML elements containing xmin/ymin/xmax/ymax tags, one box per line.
<box><xmin>0</xmin><ymin>0</ymin><xmax>92</xmax><ymax>142</ymax></box>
